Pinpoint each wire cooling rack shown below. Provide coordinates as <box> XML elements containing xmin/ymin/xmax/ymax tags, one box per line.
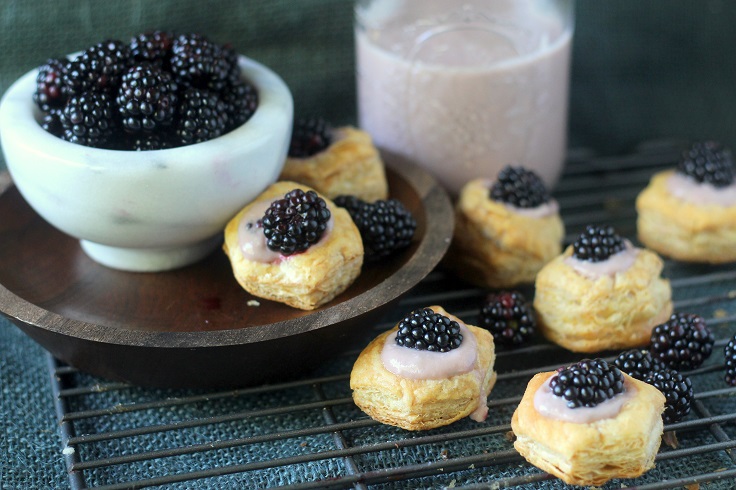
<box><xmin>48</xmin><ymin>140</ymin><xmax>736</xmax><ymax>489</ymax></box>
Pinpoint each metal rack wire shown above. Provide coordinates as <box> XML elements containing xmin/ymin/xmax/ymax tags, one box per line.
<box><xmin>48</xmin><ymin>141</ymin><xmax>736</xmax><ymax>489</ymax></box>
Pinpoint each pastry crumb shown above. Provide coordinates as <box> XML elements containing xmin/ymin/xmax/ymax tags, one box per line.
<box><xmin>505</xmin><ymin>430</ymin><xmax>516</xmax><ymax>443</ymax></box>
<box><xmin>440</xmin><ymin>449</ymin><xmax>449</xmax><ymax>460</ymax></box>
<box><xmin>728</xmin><ymin>290</ymin><xmax>736</xmax><ymax>299</ymax></box>
<box><xmin>62</xmin><ymin>446</ymin><xmax>75</xmax><ymax>456</ymax></box>
<box><xmin>684</xmin><ymin>484</ymin><xmax>700</xmax><ymax>490</ymax></box>
<box><xmin>714</xmin><ymin>309</ymin><xmax>728</xmax><ymax>318</ymax></box>
<box><xmin>663</xmin><ymin>430</ymin><xmax>679</xmax><ymax>449</ymax></box>
<box><xmin>247</xmin><ymin>299</ymin><xmax>260</xmax><ymax>307</ymax></box>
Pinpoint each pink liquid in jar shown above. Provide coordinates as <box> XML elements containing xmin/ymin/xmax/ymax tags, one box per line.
<box><xmin>355</xmin><ymin>0</ymin><xmax>574</xmax><ymax>196</ymax></box>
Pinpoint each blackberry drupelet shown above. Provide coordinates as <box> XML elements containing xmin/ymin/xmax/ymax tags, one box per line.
<box><xmin>394</xmin><ymin>307</ymin><xmax>463</xmax><ymax>352</ymax></box>
<box><xmin>222</xmin><ymin>78</ymin><xmax>258</xmax><ymax>130</ymax></box>
<box><xmin>333</xmin><ymin>195</ymin><xmax>417</xmax><ymax>260</ymax></box>
<box><xmin>175</xmin><ymin>87</ymin><xmax>228</xmax><ymax>145</ymax></box>
<box><xmin>170</xmin><ymin>33</ymin><xmax>235</xmax><ymax>92</ymax></box>
<box><xmin>549</xmin><ymin>359</ymin><xmax>625</xmax><ymax>409</ymax></box>
<box><xmin>613</xmin><ymin>349</ymin><xmax>666</xmax><ymax>381</ymax></box>
<box><xmin>643</xmin><ymin>368</ymin><xmax>693</xmax><ymax>423</ymax></box>
<box><xmin>129</xmin><ymin>30</ymin><xmax>174</xmax><ymax>67</ymax></box>
<box><xmin>676</xmin><ymin>140</ymin><xmax>734</xmax><ymax>187</ymax></box>
<box><xmin>478</xmin><ymin>290</ymin><xmax>535</xmax><ymax>346</ymax></box>
<box><xmin>725</xmin><ymin>335</ymin><xmax>736</xmax><ymax>386</ymax></box>
<box><xmin>288</xmin><ymin>117</ymin><xmax>331</xmax><ymax>157</ymax></box>
<box><xmin>117</xmin><ymin>64</ymin><xmax>178</xmax><ymax>133</ymax></box>
<box><xmin>649</xmin><ymin>312</ymin><xmax>715</xmax><ymax>371</ymax></box>
<box><xmin>261</xmin><ymin>189</ymin><xmax>331</xmax><ymax>256</ymax></box>
<box><xmin>33</xmin><ymin>58</ymin><xmax>68</xmax><ymax>112</ymax></box>
<box><xmin>571</xmin><ymin>224</ymin><xmax>626</xmax><ymax>262</ymax></box>
<box><xmin>59</xmin><ymin>91</ymin><xmax>116</xmax><ymax>148</ymax></box>
<box><xmin>489</xmin><ymin>165</ymin><xmax>551</xmax><ymax>208</ymax></box>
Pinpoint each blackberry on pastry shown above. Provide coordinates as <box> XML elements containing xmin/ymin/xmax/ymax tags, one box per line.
<box><xmin>636</xmin><ymin>140</ymin><xmax>736</xmax><ymax>263</ymax></box>
<box><xmin>512</xmin><ymin>359</ymin><xmax>666</xmax><ymax>486</ymax></box>
<box><xmin>223</xmin><ymin>182</ymin><xmax>363</xmax><ymax>310</ymax></box>
<box><xmin>534</xmin><ymin>224</ymin><xmax>672</xmax><ymax>353</ymax></box>
<box><xmin>280</xmin><ymin>117</ymin><xmax>389</xmax><ymax>202</ymax></box>
<box><xmin>444</xmin><ymin>166</ymin><xmax>565</xmax><ymax>288</ymax></box>
<box><xmin>350</xmin><ymin>305</ymin><xmax>496</xmax><ymax>431</ymax></box>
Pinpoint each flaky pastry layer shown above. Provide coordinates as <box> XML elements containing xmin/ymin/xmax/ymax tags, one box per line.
<box><xmin>350</xmin><ymin>306</ymin><xmax>496</xmax><ymax>431</ymax></box>
<box><xmin>444</xmin><ymin>178</ymin><xmax>564</xmax><ymax>288</ymax></box>
<box><xmin>636</xmin><ymin>170</ymin><xmax>736</xmax><ymax>263</ymax></box>
<box><xmin>280</xmin><ymin>126</ymin><xmax>389</xmax><ymax>202</ymax></box>
<box><xmin>534</xmin><ymin>245</ymin><xmax>672</xmax><ymax>353</ymax></box>
<box><xmin>512</xmin><ymin>371</ymin><xmax>665</xmax><ymax>486</ymax></box>
<box><xmin>223</xmin><ymin>181</ymin><xmax>363</xmax><ymax>310</ymax></box>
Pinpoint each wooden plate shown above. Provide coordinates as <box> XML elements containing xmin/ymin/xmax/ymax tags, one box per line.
<box><xmin>0</xmin><ymin>161</ymin><xmax>453</xmax><ymax>388</ymax></box>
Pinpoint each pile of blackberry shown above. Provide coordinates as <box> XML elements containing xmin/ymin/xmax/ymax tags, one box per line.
<box><xmin>478</xmin><ymin>290</ymin><xmax>536</xmax><ymax>346</ymax></box>
<box><xmin>333</xmin><ymin>195</ymin><xmax>417</xmax><ymax>261</ymax></box>
<box><xmin>394</xmin><ymin>308</ymin><xmax>463</xmax><ymax>352</ymax></box>
<box><xmin>32</xmin><ymin>31</ymin><xmax>258</xmax><ymax>150</ymax></box>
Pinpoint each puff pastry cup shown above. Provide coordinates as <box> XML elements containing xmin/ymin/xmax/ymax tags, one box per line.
<box><xmin>279</xmin><ymin>126</ymin><xmax>389</xmax><ymax>202</ymax></box>
<box><xmin>534</xmin><ymin>245</ymin><xmax>673</xmax><ymax>353</ymax></box>
<box><xmin>636</xmin><ymin>170</ymin><xmax>736</xmax><ymax>263</ymax></box>
<box><xmin>512</xmin><ymin>371</ymin><xmax>665</xmax><ymax>486</ymax></box>
<box><xmin>223</xmin><ymin>181</ymin><xmax>363</xmax><ymax>310</ymax></box>
<box><xmin>444</xmin><ymin>178</ymin><xmax>564</xmax><ymax>288</ymax></box>
<box><xmin>350</xmin><ymin>306</ymin><xmax>496</xmax><ymax>431</ymax></box>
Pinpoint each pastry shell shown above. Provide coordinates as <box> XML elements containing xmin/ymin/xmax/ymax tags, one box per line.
<box><xmin>512</xmin><ymin>371</ymin><xmax>665</xmax><ymax>486</ymax></box>
<box><xmin>534</xmin><ymin>245</ymin><xmax>672</xmax><ymax>353</ymax></box>
<box><xmin>280</xmin><ymin>126</ymin><xmax>389</xmax><ymax>202</ymax></box>
<box><xmin>444</xmin><ymin>178</ymin><xmax>564</xmax><ymax>288</ymax></box>
<box><xmin>350</xmin><ymin>306</ymin><xmax>496</xmax><ymax>431</ymax></box>
<box><xmin>223</xmin><ymin>181</ymin><xmax>363</xmax><ymax>310</ymax></box>
<box><xmin>636</xmin><ymin>170</ymin><xmax>736</xmax><ymax>263</ymax></box>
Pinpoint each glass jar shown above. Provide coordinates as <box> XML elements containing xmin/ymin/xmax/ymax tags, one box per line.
<box><xmin>355</xmin><ymin>0</ymin><xmax>575</xmax><ymax>195</ymax></box>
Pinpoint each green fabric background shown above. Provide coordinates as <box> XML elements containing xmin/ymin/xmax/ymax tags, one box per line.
<box><xmin>1</xmin><ymin>0</ymin><xmax>736</xmax><ymax>171</ymax></box>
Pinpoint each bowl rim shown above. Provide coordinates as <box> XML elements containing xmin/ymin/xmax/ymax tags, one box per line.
<box><xmin>0</xmin><ymin>159</ymin><xmax>454</xmax><ymax>349</ymax></box>
<box><xmin>0</xmin><ymin>53</ymin><xmax>294</xmax><ymax>165</ymax></box>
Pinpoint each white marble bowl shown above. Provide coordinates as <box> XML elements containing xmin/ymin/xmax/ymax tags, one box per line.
<box><xmin>0</xmin><ymin>55</ymin><xmax>293</xmax><ymax>272</ymax></box>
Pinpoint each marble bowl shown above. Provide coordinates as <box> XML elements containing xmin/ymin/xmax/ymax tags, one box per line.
<box><xmin>0</xmin><ymin>55</ymin><xmax>293</xmax><ymax>272</ymax></box>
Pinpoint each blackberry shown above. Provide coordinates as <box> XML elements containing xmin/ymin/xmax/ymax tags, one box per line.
<box><xmin>129</xmin><ymin>30</ymin><xmax>174</xmax><ymax>67</ymax></box>
<box><xmin>261</xmin><ymin>189</ymin><xmax>331</xmax><ymax>255</ymax></box>
<box><xmin>222</xmin><ymin>78</ymin><xmax>258</xmax><ymax>130</ymax></box>
<box><xmin>478</xmin><ymin>290</ymin><xmax>535</xmax><ymax>346</ymax></box>
<box><xmin>127</xmin><ymin>132</ymin><xmax>172</xmax><ymax>151</ymax></box>
<box><xmin>394</xmin><ymin>307</ymin><xmax>463</xmax><ymax>352</ymax></box>
<box><xmin>41</xmin><ymin>110</ymin><xmax>64</xmax><ymax>137</ymax></box>
<box><xmin>116</xmin><ymin>64</ymin><xmax>177</xmax><ymax>133</ymax></box>
<box><xmin>571</xmin><ymin>224</ymin><xmax>625</xmax><ymax>262</ymax></box>
<box><xmin>59</xmin><ymin>91</ymin><xmax>116</xmax><ymax>148</ymax></box>
<box><xmin>643</xmin><ymin>368</ymin><xmax>693</xmax><ymax>423</ymax></box>
<box><xmin>288</xmin><ymin>117</ymin><xmax>331</xmax><ymax>158</ymax></box>
<box><xmin>333</xmin><ymin>195</ymin><xmax>417</xmax><ymax>260</ymax></box>
<box><xmin>175</xmin><ymin>87</ymin><xmax>228</xmax><ymax>145</ymax></box>
<box><xmin>549</xmin><ymin>359</ymin><xmax>625</xmax><ymax>408</ymax></box>
<box><xmin>489</xmin><ymin>165</ymin><xmax>551</xmax><ymax>208</ymax></box>
<box><xmin>64</xmin><ymin>40</ymin><xmax>131</xmax><ymax>95</ymax></box>
<box><xmin>725</xmin><ymin>335</ymin><xmax>736</xmax><ymax>386</ymax></box>
<box><xmin>676</xmin><ymin>140</ymin><xmax>734</xmax><ymax>188</ymax></box>
<box><xmin>170</xmin><ymin>33</ymin><xmax>235</xmax><ymax>92</ymax></box>
<box><xmin>649</xmin><ymin>312</ymin><xmax>715</xmax><ymax>371</ymax></box>
<box><xmin>613</xmin><ymin>349</ymin><xmax>667</xmax><ymax>381</ymax></box>
<box><xmin>33</xmin><ymin>58</ymin><xmax>68</xmax><ymax>112</ymax></box>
